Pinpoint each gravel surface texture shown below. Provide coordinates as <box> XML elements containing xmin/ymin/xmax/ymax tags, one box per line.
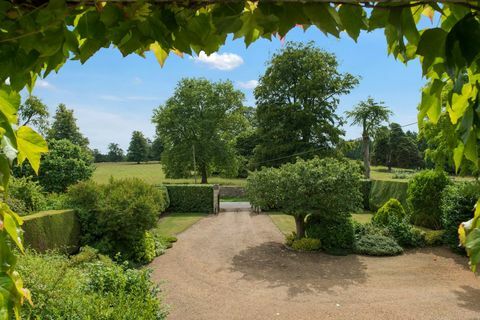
<box><xmin>150</xmin><ymin>211</ymin><xmax>480</xmax><ymax>320</ymax></box>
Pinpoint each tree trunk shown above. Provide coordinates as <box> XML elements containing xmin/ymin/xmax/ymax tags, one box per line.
<box><xmin>362</xmin><ymin>134</ymin><xmax>370</xmax><ymax>179</ymax></box>
<box><xmin>294</xmin><ymin>215</ymin><xmax>305</xmax><ymax>239</ymax></box>
<box><xmin>200</xmin><ymin>164</ymin><xmax>208</xmax><ymax>184</ymax></box>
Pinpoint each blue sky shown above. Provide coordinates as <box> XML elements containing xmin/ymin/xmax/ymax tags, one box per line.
<box><xmin>29</xmin><ymin>26</ymin><xmax>425</xmax><ymax>153</ymax></box>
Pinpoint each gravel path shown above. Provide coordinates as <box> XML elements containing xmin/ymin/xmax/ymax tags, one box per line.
<box><xmin>150</xmin><ymin>211</ymin><xmax>480</xmax><ymax>320</ymax></box>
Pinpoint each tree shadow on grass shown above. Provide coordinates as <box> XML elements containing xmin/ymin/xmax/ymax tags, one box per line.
<box><xmin>453</xmin><ymin>285</ymin><xmax>480</xmax><ymax>312</ymax></box>
<box><xmin>230</xmin><ymin>241</ymin><xmax>367</xmax><ymax>298</ymax></box>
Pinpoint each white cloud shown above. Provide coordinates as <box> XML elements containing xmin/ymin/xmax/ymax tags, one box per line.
<box><xmin>192</xmin><ymin>51</ymin><xmax>244</xmax><ymax>71</ymax></box>
<box><xmin>237</xmin><ymin>80</ymin><xmax>259</xmax><ymax>90</ymax></box>
<box><xmin>36</xmin><ymin>80</ymin><xmax>55</xmax><ymax>90</ymax></box>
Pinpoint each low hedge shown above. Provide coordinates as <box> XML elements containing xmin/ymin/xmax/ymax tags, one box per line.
<box><xmin>369</xmin><ymin>180</ymin><xmax>408</xmax><ymax>211</ymax></box>
<box><xmin>22</xmin><ymin>209</ymin><xmax>80</xmax><ymax>254</ymax></box>
<box><xmin>360</xmin><ymin>180</ymin><xmax>371</xmax><ymax>210</ymax></box>
<box><xmin>165</xmin><ymin>185</ymin><xmax>213</xmax><ymax>213</ymax></box>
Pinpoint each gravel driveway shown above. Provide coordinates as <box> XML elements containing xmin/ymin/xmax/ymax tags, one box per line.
<box><xmin>150</xmin><ymin>211</ymin><xmax>480</xmax><ymax>320</ymax></box>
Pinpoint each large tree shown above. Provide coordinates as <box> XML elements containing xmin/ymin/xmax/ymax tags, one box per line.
<box><xmin>18</xmin><ymin>96</ymin><xmax>49</xmax><ymax>136</ymax></box>
<box><xmin>253</xmin><ymin>42</ymin><xmax>358</xmax><ymax>167</ymax></box>
<box><xmin>107</xmin><ymin>143</ymin><xmax>125</xmax><ymax>162</ymax></box>
<box><xmin>152</xmin><ymin>78</ymin><xmax>246</xmax><ymax>183</ymax></box>
<box><xmin>47</xmin><ymin>104</ymin><xmax>89</xmax><ymax>147</ymax></box>
<box><xmin>346</xmin><ymin>97</ymin><xmax>392</xmax><ymax>178</ymax></box>
<box><xmin>148</xmin><ymin>136</ymin><xmax>163</xmax><ymax>161</ymax></box>
<box><xmin>127</xmin><ymin>131</ymin><xmax>148</xmax><ymax>164</ymax></box>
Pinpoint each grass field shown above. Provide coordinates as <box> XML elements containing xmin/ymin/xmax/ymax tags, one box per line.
<box><xmin>269</xmin><ymin>212</ymin><xmax>373</xmax><ymax>235</ymax></box>
<box><xmin>92</xmin><ymin>162</ymin><xmax>246</xmax><ymax>186</ymax></box>
<box><xmin>153</xmin><ymin>212</ymin><xmax>207</xmax><ymax>236</ymax></box>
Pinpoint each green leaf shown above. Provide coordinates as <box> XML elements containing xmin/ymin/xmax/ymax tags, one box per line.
<box><xmin>416</xmin><ymin>28</ymin><xmax>447</xmax><ymax>75</ymax></box>
<box><xmin>3</xmin><ymin>212</ymin><xmax>23</xmax><ymax>252</ymax></box>
<box><xmin>453</xmin><ymin>141</ymin><xmax>464</xmax><ymax>171</ymax></box>
<box><xmin>445</xmin><ymin>14</ymin><xmax>480</xmax><ymax>72</ymax></box>
<box><xmin>150</xmin><ymin>42</ymin><xmax>168</xmax><ymax>67</ymax></box>
<box><xmin>0</xmin><ymin>86</ymin><xmax>19</xmax><ymax>124</ymax></box>
<box><xmin>16</xmin><ymin>126</ymin><xmax>48</xmax><ymax>174</ymax></box>
<box><xmin>304</xmin><ymin>3</ymin><xmax>340</xmax><ymax>37</ymax></box>
<box><xmin>464</xmin><ymin>129</ymin><xmax>478</xmax><ymax>165</ymax></box>
<box><xmin>338</xmin><ymin>4</ymin><xmax>367</xmax><ymax>41</ymax></box>
<box><xmin>449</xmin><ymin>83</ymin><xmax>476</xmax><ymax>124</ymax></box>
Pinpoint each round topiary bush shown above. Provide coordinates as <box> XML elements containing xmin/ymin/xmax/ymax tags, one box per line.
<box><xmin>305</xmin><ymin>213</ymin><xmax>354</xmax><ymax>255</ymax></box>
<box><xmin>354</xmin><ymin>234</ymin><xmax>403</xmax><ymax>256</ymax></box>
<box><xmin>373</xmin><ymin>198</ymin><xmax>407</xmax><ymax>226</ymax></box>
<box><xmin>441</xmin><ymin>182</ymin><xmax>480</xmax><ymax>251</ymax></box>
<box><xmin>407</xmin><ymin>170</ymin><xmax>450</xmax><ymax>229</ymax></box>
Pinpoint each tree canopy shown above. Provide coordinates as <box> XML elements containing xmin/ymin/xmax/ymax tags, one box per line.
<box><xmin>254</xmin><ymin>41</ymin><xmax>358</xmax><ymax>167</ymax></box>
<box><xmin>18</xmin><ymin>96</ymin><xmax>49</xmax><ymax>136</ymax></box>
<box><xmin>153</xmin><ymin>78</ymin><xmax>246</xmax><ymax>183</ymax></box>
<box><xmin>47</xmin><ymin>104</ymin><xmax>89</xmax><ymax>147</ymax></box>
<box><xmin>346</xmin><ymin>97</ymin><xmax>391</xmax><ymax>178</ymax></box>
<box><xmin>127</xmin><ymin>131</ymin><xmax>148</xmax><ymax>164</ymax></box>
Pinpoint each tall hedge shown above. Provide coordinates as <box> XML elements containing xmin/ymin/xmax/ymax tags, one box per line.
<box><xmin>22</xmin><ymin>210</ymin><xmax>80</xmax><ymax>254</ymax></box>
<box><xmin>369</xmin><ymin>180</ymin><xmax>408</xmax><ymax>211</ymax></box>
<box><xmin>165</xmin><ymin>185</ymin><xmax>213</xmax><ymax>213</ymax></box>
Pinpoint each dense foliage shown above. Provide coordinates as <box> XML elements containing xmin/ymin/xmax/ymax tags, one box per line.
<box><xmin>247</xmin><ymin>157</ymin><xmax>361</xmax><ymax>238</ymax></box>
<box><xmin>346</xmin><ymin>97</ymin><xmax>391</xmax><ymax>178</ymax></box>
<box><xmin>254</xmin><ymin>42</ymin><xmax>358</xmax><ymax>167</ymax></box>
<box><xmin>372</xmin><ymin>198</ymin><xmax>407</xmax><ymax>226</ymax></box>
<box><xmin>290</xmin><ymin>237</ymin><xmax>322</xmax><ymax>252</ymax></box>
<box><xmin>7</xmin><ymin>177</ymin><xmax>47</xmax><ymax>215</ymax></box>
<box><xmin>127</xmin><ymin>131</ymin><xmax>149</xmax><ymax>164</ymax></box>
<box><xmin>153</xmin><ymin>78</ymin><xmax>246</xmax><ymax>183</ymax></box>
<box><xmin>305</xmin><ymin>214</ymin><xmax>355</xmax><ymax>255</ymax></box>
<box><xmin>17</xmin><ymin>139</ymin><xmax>95</xmax><ymax>193</ymax></box>
<box><xmin>108</xmin><ymin>143</ymin><xmax>126</xmax><ymax>162</ymax></box>
<box><xmin>17</xmin><ymin>249</ymin><xmax>167</xmax><ymax>319</ymax></box>
<box><xmin>354</xmin><ymin>233</ymin><xmax>403</xmax><ymax>256</ymax></box>
<box><xmin>166</xmin><ymin>185</ymin><xmax>213</xmax><ymax>213</ymax></box>
<box><xmin>47</xmin><ymin>104</ymin><xmax>89</xmax><ymax>148</ymax></box>
<box><xmin>442</xmin><ymin>182</ymin><xmax>480</xmax><ymax>251</ymax></box>
<box><xmin>66</xmin><ymin>179</ymin><xmax>169</xmax><ymax>262</ymax></box>
<box><xmin>407</xmin><ymin>170</ymin><xmax>451</xmax><ymax>229</ymax></box>
<box><xmin>18</xmin><ymin>96</ymin><xmax>49</xmax><ymax>136</ymax></box>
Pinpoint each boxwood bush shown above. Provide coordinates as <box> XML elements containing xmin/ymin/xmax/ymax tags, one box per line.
<box><xmin>407</xmin><ymin>170</ymin><xmax>450</xmax><ymax>229</ymax></box>
<box><xmin>66</xmin><ymin>178</ymin><xmax>169</xmax><ymax>263</ymax></box>
<box><xmin>305</xmin><ymin>213</ymin><xmax>355</xmax><ymax>255</ymax></box>
<box><xmin>441</xmin><ymin>182</ymin><xmax>480</xmax><ymax>251</ymax></box>
<box><xmin>372</xmin><ymin>198</ymin><xmax>407</xmax><ymax>226</ymax></box>
<box><xmin>166</xmin><ymin>185</ymin><xmax>213</xmax><ymax>213</ymax></box>
<box><xmin>354</xmin><ymin>233</ymin><xmax>404</xmax><ymax>256</ymax></box>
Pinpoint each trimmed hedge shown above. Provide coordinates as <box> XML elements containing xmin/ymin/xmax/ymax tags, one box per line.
<box><xmin>22</xmin><ymin>209</ymin><xmax>80</xmax><ymax>254</ymax></box>
<box><xmin>369</xmin><ymin>180</ymin><xmax>408</xmax><ymax>211</ymax></box>
<box><xmin>165</xmin><ymin>185</ymin><xmax>213</xmax><ymax>213</ymax></box>
<box><xmin>360</xmin><ymin>179</ymin><xmax>371</xmax><ymax>210</ymax></box>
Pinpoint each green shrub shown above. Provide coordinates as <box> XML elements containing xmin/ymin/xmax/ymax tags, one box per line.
<box><xmin>354</xmin><ymin>234</ymin><xmax>404</xmax><ymax>256</ymax></box>
<box><xmin>418</xmin><ymin>228</ymin><xmax>445</xmax><ymax>246</ymax></box>
<box><xmin>22</xmin><ymin>210</ymin><xmax>80</xmax><ymax>254</ymax></box>
<box><xmin>285</xmin><ymin>232</ymin><xmax>297</xmax><ymax>247</ymax></box>
<box><xmin>372</xmin><ymin>200</ymin><xmax>423</xmax><ymax>247</ymax></box>
<box><xmin>306</xmin><ymin>214</ymin><xmax>355</xmax><ymax>255</ymax></box>
<box><xmin>8</xmin><ymin>177</ymin><xmax>47</xmax><ymax>214</ymax></box>
<box><xmin>407</xmin><ymin>170</ymin><xmax>450</xmax><ymax>229</ymax></box>
<box><xmin>373</xmin><ymin>198</ymin><xmax>407</xmax><ymax>226</ymax></box>
<box><xmin>441</xmin><ymin>182</ymin><xmax>480</xmax><ymax>251</ymax></box>
<box><xmin>132</xmin><ymin>232</ymin><xmax>156</xmax><ymax>264</ymax></box>
<box><xmin>291</xmin><ymin>238</ymin><xmax>321</xmax><ymax>251</ymax></box>
<box><xmin>44</xmin><ymin>192</ymin><xmax>69</xmax><ymax>210</ymax></box>
<box><xmin>166</xmin><ymin>185</ymin><xmax>213</xmax><ymax>213</ymax></box>
<box><xmin>66</xmin><ymin>178</ymin><xmax>169</xmax><ymax>262</ymax></box>
<box><xmin>17</xmin><ymin>251</ymin><xmax>167</xmax><ymax>319</ymax></box>
<box><xmin>369</xmin><ymin>180</ymin><xmax>408</xmax><ymax>211</ymax></box>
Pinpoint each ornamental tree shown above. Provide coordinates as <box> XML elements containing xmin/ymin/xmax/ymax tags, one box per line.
<box><xmin>247</xmin><ymin>157</ymin><xmax>362</xmax><ymax>239</ymax></box>
<box><xmin>127</xmin><ymin>131</ymin><xmax>149</xmax><ymax>164</ymax></box>
<box><xmin>47</xmin><ymin>104</ymin><xmax>89</xmax><ymax>148</ymax></box>
<box><xmin>152</xmin><ymin>78</ymin><xmax>247</xmax><ymax>183</ymax></box>
<box><xmin>254</xmin><ymin>42</ymin><xmax>358</xmax><ymax>167</ymax></box>
<box><xmin>346</xmin><ymin>97</ymin><xmax>391</xmax><ymax>178</ymax></box>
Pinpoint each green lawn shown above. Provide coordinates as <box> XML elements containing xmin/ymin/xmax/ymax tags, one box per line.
<box><xmin>269</xmin><ymin>212</ymin><xmax>373</xmax><ymax>235</ymax></box>
<box><xmin>93</xmin><ymin>162</ymin><xmax>246</xmax><ymax>186</ymax></box>
<box><xmin>153</xmin><ymin>212</ymin><xmax>207</xmax><ymax>236</ymax></box>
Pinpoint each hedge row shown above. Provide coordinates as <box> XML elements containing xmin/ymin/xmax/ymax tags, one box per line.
<box><xmin>368</xmin><ymin>180</ymin><xmax>408</xmax><ymax>211</ymax></box>
<box><xmin>22</xmin><ymin>210</ymin><xmax>80</xmax><ymax>254</ymax></box>
<box><xmin>165</xmin><ymin>185</ymin><xmax>214</xmax><ymax>213</ymax></box>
